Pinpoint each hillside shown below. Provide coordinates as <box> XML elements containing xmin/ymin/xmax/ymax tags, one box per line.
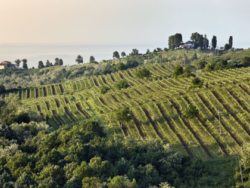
<box><xmin>2</xmin><ymin>58</ymin><xmax>250</xmax><ymax>160</ymax></box>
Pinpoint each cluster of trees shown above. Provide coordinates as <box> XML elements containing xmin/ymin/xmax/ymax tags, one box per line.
<box><xmin>190</xmin><ymin>33</ymin><xmax>209</xmax><ymax>49</ymax></box>
<box><xmin>172</xmin><ymin>65</ymin><xmax>195</xmax><ymax>79</ymax></box>
<box><xmin>168</xmin><ymin>33</ymin><xmax>182</xmax><ymax>49</ymax></box>
<box><xmin>38</xmin><ymin>58</ymin><xmax>63</xmax><ymax>69</ymax></box>
<box><xmin>15</xmin><ymin>59</ymin><xmax>28</xmax><ymax>69</ymax></box>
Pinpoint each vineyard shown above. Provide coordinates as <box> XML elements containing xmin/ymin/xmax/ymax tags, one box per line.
<box><xmin>3</xmin><ymin>64</ymin><xmax>250</xmax><ymax>159</ymax></box>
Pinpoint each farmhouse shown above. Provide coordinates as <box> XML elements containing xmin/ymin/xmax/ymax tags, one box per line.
<box><xmin>179</xmin><ymin>41</ymin><xmax>195</xmax><ymax>49</ymax></box>
<box><xmin>0</xmin><ymin>61</ymin><xmax>16</xmax><ymax>69</ymax></box>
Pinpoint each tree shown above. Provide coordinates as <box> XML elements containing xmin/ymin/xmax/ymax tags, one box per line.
<box><xmin>114</xmin><ymin>80</ymin><xmax>129</xmax><ymax>90</ymax></box>
<box><xmin>135</xmin><ymin>67</ymin><xmax>151</xmax><ymax>79</ymax></box>
<box><xmin>241</xmin><ymin>57</ymin><xmax>250</xmax><ymax>67</ymax></box>
<box><xmin>164</xmin><ymin>48</ymin><xmax>168</xmax><ymax>52</ymax></box>
<box><xmin>114</xmin><ymin>106</ymin><xmax>132</xmax><ymax>128</ymax></box>
<box><xmin>75</xmin><ymin>55</ymin><xmax>83</xmax><ymax>64</ymax></box>
<box><xmin>38</xmin><ymin>61</ymin><xmax>44</xmax><ymax>69</ymax></box>
<box><xmin>146</xmin><ymin>49</ymin><xmax>150</xmax><ymax>54</ymax></box>
<box><xmin>113</xmin><ymin>51</ymin><xmax>120</xmax><ymax>59</ymax></box>
<box><xmin>172</xmin><ymin>65</ymin><xmax>183</xmax><ymax>78</ymax></box>
<box><xmin>224</xmin><ymin>44</ymin><xmax>230</xmax><ymax>50</ymax></box>
<box><xmin>59</xmin><ymin>59</ymin><xmax>63</xmax><ymax>66</ymax></box>
<box><xmin>46</xmin><ymin>60</ymin><xmax>51</xmax><ymax>67</ymax></box>
<box><xmin>14</xmin><ymin>172</ymin><xmax>37</xmax><ymax>188</ymax></box>
<box><xmin>182</xmin><ymin>105</ymin><xmax>199</xmax><ymax>126</ymax></box>
<box><xmin>15</xmin><ymin>59</ymin><xmax>21</xmax><ymax>68</ymax></box>
<box><xmin>212</xmin><ymin>36</ymin><xmax>217</xmax><ymax>49</ymax></box>
<box><xmin>131</xmin><ymin>49</ymin><xmax>139</xmax><ymax>55</ymax></box>
<box><xmin>0</xmin><ymin>83</ymin><xmax>5</xmax><ymax>92</ymax></box>
<box><xmin>22</xmin><ymin>59</ymin><xmax>28</xmax><ymax>69</ymax></box>
<box><xmin>169</xmin><ymin>33</ymin><xmax>182</xmax><ymax>49</ymax></box>
<box><xmin>229</xmin><ymin>36</ymin><xmax>233</xmax><ymax>49</ymax></box>
<box><xmin>121</xmin><ymin>52</ymin><xmax>126</xmax><ymax>58</ymax></box>
<box><xmin>82</xmin><ymin>177</ymin><xmax>101</xmax><ymax>188</ymax></box>
<box><xmin>203</xmin><ymin>34</ymin><xmax>209</xmax><ymax>49</ymax></box>
<box><xmin>190</xmin><ymin>32</ymin><xmax>203</xmax><ymax>48</ymax></box>
<box><xmin>116</xmin><ymin>62</ymin><xmax>124</xmax><ymax>71</ymax></box>
<box><xmin>100</xmin><ymin>86</ymin><xmax>110</xmax><ymax>94</ymax></box>
<box><xmin>89</xmin><ymin>56</ymin><xmax>95</xmax><ymax>63</ymax></box>
<box><xmin>54</xmin><ymin>58</ymin><xmax>60</xmax><ymax>66</ymax></box>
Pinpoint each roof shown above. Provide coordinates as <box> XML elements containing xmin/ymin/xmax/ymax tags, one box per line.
<box><xmin>185</xmin><ymin>41</ymin><xmax>194</xmax><ymax>44</ymax></box>
<box><xmin>0</xmin><ymin>61</ymin><xmax>15</xmax><ymax>66</ymax></box>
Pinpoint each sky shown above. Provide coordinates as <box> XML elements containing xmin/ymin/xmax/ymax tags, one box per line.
<box><xmin>0</xmin><ymin>0</ymin><xmax>249</xmax><ymax>48</ymax></box>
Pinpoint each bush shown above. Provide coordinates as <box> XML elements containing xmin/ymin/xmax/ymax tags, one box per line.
<box><xmin>135</xmin><ymin>67</ymin><xmax>151</xmax><ymax>79</ymax></box>
<box><xmin>116</xmin><ymin>62</ymin><xmax>124</xmax><ymax>71</ymax></box>
<box><xmin>0</xmin><ymin>83</ymin><xmax>5</xmax><ymax>92</ymax></box>
<box><xmin>172</xmin><ymin>65</ymin><xmax>183</xmax><ymax>78</ymax></box>
<box><xmin>114</xmin><ymin>80</ymin><xmax>129</xmax><ymax>90</ymax></box>
<box><xmin>100</xmin><ymin>86</ymin><xmax>110</xmax><ymax>94</ymax></box>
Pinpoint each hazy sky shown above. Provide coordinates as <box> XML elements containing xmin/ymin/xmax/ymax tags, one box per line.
<box><xmin>0</xmin><ymin>0</ymin><xmax>249</xmax><ymax>48</ymax></box>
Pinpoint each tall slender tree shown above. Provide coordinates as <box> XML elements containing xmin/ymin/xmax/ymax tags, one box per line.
<box><xmin>229</xmin><ymin>36</ymin><xmax>233</xmax><ymax>49</ymax></box>
<box><xmin>59</xmin><ymin>59</ymin><xmax>63</xmax><ymax>66</ymax></box>
<box><xmin>22</xmin><ymin>59</ymin><xmax>28</xmax><ymax>69</ymax></box>
<box><xmin>46</xmin><ymin>60</ymin><xmax>51</xmax><ymax>67</ymax></box>
<box><xmin>212</xmin><ymin>36</ymin><xmax>217</xmax><ymax>49</ymax></box>
<box><xmin>38</xmin><ymin>61</ymin><xmax>44</xmax><ymax>69</ymax></box>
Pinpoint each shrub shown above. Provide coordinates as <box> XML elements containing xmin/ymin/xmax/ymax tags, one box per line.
<box><xmin>114</xmin><ymin>80</ymin><xmax>129</xmax><ymax>90</ymax></box>
<box><xmin>100</xmin><ymin>86</ymin><xmax>110</xmax><ymax>94</ymax></box>
<box><xmin>116</xmin><ymin>62</ymin><xmax>124</xmax><ymax>71</ymax></box>
<box><xmin>135</xmin><ymin>67</ymin><xmax>151</xmax><ymax>79</ymax></box>
<box><xmin>172</xmin><ymin>65</ymin><xmax>183</xmax><ymax>78</ymax></box>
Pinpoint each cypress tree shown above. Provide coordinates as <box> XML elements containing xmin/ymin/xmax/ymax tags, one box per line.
<box><xmin>229</xmin><ymin>36</ymin><xmax>233</xmax><ymax>48</ymax></box>
<box><xmin>212</xmin><ymin>36</ymin><xmax>217</xmax><ymax>49</ymax></box>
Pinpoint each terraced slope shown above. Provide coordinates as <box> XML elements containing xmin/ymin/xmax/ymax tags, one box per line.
<box><xmin>3</xmin><ymin>64</ymin><xmax>250</xmax><ymax>159</ymax></box>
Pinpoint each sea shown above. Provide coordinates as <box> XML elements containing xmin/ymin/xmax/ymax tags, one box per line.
<box><xmin>0</xmin><ymin>44</ymin><xmax>168</xmax><ymax>68</ymax></box>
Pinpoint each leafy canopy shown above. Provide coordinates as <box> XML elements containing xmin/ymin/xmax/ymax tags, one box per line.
<box><xmin>114</xmin><ymin>80</ymin><xmax>129</xmax><ymax>90</ymax></box>
<box><xmin>135</xmin><ymin>67</ymin><xmax>151</xmax><ymax>79</ymax></box>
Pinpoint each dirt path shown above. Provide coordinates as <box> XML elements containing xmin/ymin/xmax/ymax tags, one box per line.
<box><xmin>211</xmin><ymin>90</ymin><xmax>250</xmax><ymax>137</ymax></box>
<box><xmin>130</xmin><ymin>111</ymin><xmax>144</xmax><ymax>138</ymax></box>
<box><xmin>102</xmin><ymin>77</ymin><xmax>107</xmax><ymax>84</ymax></box>
<box><xmin>76</xmin><ymin>103</ymin><xmax>89</xmax><ymax>118</ymax></box>
<box><xmin>123</xmin><ymin>92</ymin><xmax>131</xmax><ymax>99</ymax></box>
<box><xmin>227</xmin><ymin>89</ymin><xmax>250</xmax><ymax>113</ymax></box>
<box><xmin>240</xmin><ymin>84</ymin><xmax>250</xmax><ymax>95</ymax></box>
<box><xmin>55</xmin><ymin>99</ymin><xmax>60</xmax><ymax>107</ymax></box>
<box><xmin>198</xmin><ymin>94</ymin><xmax>243</xmax><ymax>147</ymax></box>
<box><xmin>170</xmin><ymin>100</ymin><xmax>213</xmax><ymax>158</ymax></box>
<box><xmin>52</xmin><ymin>85</ymin><xmax>56</xmax><ymax>95</ymax></box>
<box><xmin>64</xmin><ymin>98</ymin><xmax>69</xmax><ymax>104</ymax></box>
<box><xmin>64</xmin><ymin>107</ymin><xmax>75</xmax><ymax>122</ymax></box>
<box><xmin>99</xmin><ymin>97</ymin><xmax>107</xmax><ymax>106</ymax></box>
<box><xmin>145</xmin><ymin>86</ymin><xmax>154</xmax><ymax>92</ymax></box>
<box><xmin>157</xmin><ymin>103</ymin><xmax>194</xmax><ymax>158</ymax></box>
<box><xmin>45</xmin><ymin>101</ymin><xmax>50</xmax><ymax>110</ymax></box>
<box><xmin>127</xmin><ymin>70</ymin><xmax>134</xmax><ymax>78</ymax></box>
<box><xmin>119</xmin><ymin>73</ymin><xmax>124</xmax><ymax>79</ymax></box>
<box><xmin>142</xmin><ymin>107</ymin><xmax>164</xmax><ymax>140</ymax></box>
<box><xmin>27</xmin><ymin>90</ymin><xmax>30</xmax><ymax>99</ymax></box>
<box><xmin>59</xmin><ymin>84</ymin><xmax>63</xmax><ymax>93</ymax></box>
<box><xmin>36</xmin><ymin>104</ymin><xmax>44</xmax><ymax>120</ymax></box>
<box><xmin>93</xmin><ymin>78</ymin><xmax>99</xmax><ymax>87</ymax></box>
<box><xmin>36</xmin><ymin>89</ymin><xmax>38</xmax><ymax>98</ymax></box>
<box><xmin>111</xmin><ymin>75</ymin><xmax>115</xmax><ymax>82</ymax></box>
<box><xmin>43</xmin><ymin>87</ymin><xmax>47</xmax><ymax>97</ymax></box>
<box><xmin>111</xmin><ymin>95</ymin><xmax>119</xmax><ymax>102</ymax></box>
<box><xmin>183</xmin><ymin>97</ymin><xmax>229</xmax><ymax>156</ymax></box>
<box><xmin>52</xmin><ymin>110</ymin><xmax>62</xmax><ymax>125</ymax></box>
<box><xmin>134</xmin><ymin>89</ymin><xmax>142</xmax><ymax>95</ymax></box>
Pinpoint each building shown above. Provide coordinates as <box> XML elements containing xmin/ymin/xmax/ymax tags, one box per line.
<box><xmin>179</xmin><ymin>41</ymin><xmax>195</xmax><ymax>49</ymax></box>
<box><xmin>0</xmin><ymin>61</ymin><xmax>16</xmax><ymax>69</ymax></box>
